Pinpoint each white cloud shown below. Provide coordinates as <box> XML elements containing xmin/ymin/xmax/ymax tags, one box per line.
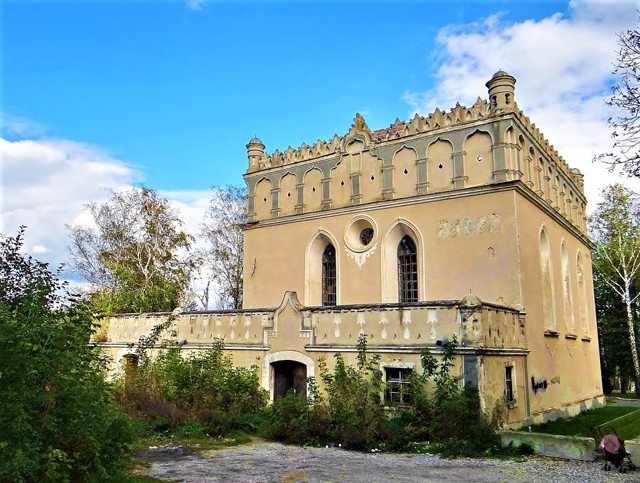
<box><xmin>0</xmin><ymin>136</ymin><xmax>140</xmax><ymax>274</ymax></box>
<box><xmin>404</xmin><ymin>0</ymin><xmax>640</xmax><ymax>210</ymax></box>
<box><xmin>0</xmin><ymin>129</ymin><xmax>215</xmax><ymax>307</ymax></box>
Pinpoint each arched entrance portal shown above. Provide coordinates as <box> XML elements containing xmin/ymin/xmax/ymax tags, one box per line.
<box><xmin>272</xmin><ymin>360</ymin><xmax>307</xmax><ymax>399</ymax></box>
<box><xmin>263</xmin><ymin>351</ymin><xmax>315</xmax><ymax>402</ymax></box>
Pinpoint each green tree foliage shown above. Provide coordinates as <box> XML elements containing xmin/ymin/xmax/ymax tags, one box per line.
<box><xmin>594</xmin><ymin>271</ymin><xmax>636</xmax><ymax>393</ymax></box>
<box><xmin>590</xmin><ymin>183</ymin><xmax>640</xmax><ymax>397</ymax></box>
<box><xmin>200</xmin><ymin>185</ymin><xmax>246</xmax><ymax>309</ymax></box>
<box><xmin>596</xmin><ymin>20</ymin><xmax>640</xmax><ymax>177</ymax></box>
<box><xmin>0</xmin><ymin>228</ymin><xmax>133</xmax><ymax>482</ymax></box>
<box><xmin>68</xmin><ymin>187</ymin><xmax>194</xmax><ymax>314</ymax></box>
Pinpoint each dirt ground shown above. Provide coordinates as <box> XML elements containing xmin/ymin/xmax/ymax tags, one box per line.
<box><xmin>135</xmin><ymin>441</ymin><xmax>639</xmax><ymax>482</ymax></box>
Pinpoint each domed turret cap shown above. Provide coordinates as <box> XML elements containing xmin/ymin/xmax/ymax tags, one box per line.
<box><xmin>247</xmin><ymin>136</ymin><xmax>264</xmax><ymax>146</ymax></box>
<box><xmin>492</xmin><ymin>69</ymin><xmax>510</xmax><ymax>78</ymax></box>
<box><xmin>459</xmin><ymin>293</ymin><xmax>482</xmax><ymax>308</ymax></box>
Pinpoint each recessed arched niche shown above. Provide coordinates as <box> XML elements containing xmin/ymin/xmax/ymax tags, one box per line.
<box><xmin>464</xmin><ymin>130</ymin><xmax>493</xmax><ymax>187</ymax></box>
<box><xmin>303</xmin><ymin>167</ymin><xmax>323</xmax><ymax>213</ymax></box>
<box><xmin>254</xmin><ymin>178</ymin><xmax>272</xmax><ymax>220</ymax></box>
<box><xmin>279</xmin><ymin>173</ymin><xmax>297</xmax><ymax>217</ymax></box>
<box><xmin>393</xmin><ymin>146</ymin><xmax>417</xmax><ymax>199</ymax></box>
<box><xmin>427</xmin><ymin>139</ymin><xmax>453</xmax><ymax>193</ymax></box>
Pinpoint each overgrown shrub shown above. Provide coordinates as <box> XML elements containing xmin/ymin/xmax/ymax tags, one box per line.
<box><xmin>324</xmin><ymin>338</ymin><xmax>388</xmax><ymax>449</ymax></box>
<box><xmin>260</xmin><ymin>334</ymin><xmax>501</xmax><ymax>456</ymax></box>
<box><xmin>118</xmin><ymin>339</ymin><xmax>268</xmax><ymax>437</ymax></box>
<box><xmin>0</xmin><ymin>228</ymin><xmax>134</xmax><ymax>482</ymax></box>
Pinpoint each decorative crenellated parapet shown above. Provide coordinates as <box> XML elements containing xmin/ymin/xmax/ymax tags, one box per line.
<box><xmin>458</xmin><ymin>294</ymin><xmax>526</xmax><ymax>350</ymax></box>
<box><xmin>102</xmin><ymin>309</ymin><xmax>275</xmax><ymax>346</ymax></box>
<box><xmin>245</xmin><ymin>98</ymin><xmax>491</xmax><ymax>174</ymax></box>
<box><xmin>512</xmin><ymin>107</ymin><xmax>584</xmax><ymax>196</ymax></box>
<box><xmin>102</xmin><ymin>297</ymin><xmax>526</xmax><ymax>354</ymax></box>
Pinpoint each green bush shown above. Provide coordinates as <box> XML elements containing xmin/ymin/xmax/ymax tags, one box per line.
<box><xmin>259</xmin><ymin>334</ymin><xmax>500</xmax><ymax>456</ymax></box>
<box><xmin>0</xmin><ymin>228</ymin><xmax>134</xmax><ymax>482</ymax></box>
<box><xmin>118</xmin><ymin>340</ymin><xmax>268</xmax><ymax>437</ymax></box>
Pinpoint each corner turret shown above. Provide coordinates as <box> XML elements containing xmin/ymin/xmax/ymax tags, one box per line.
<box><xmin>486</xmin><ymin>70</ymin><xmax>516</xmax><ymax>115</ymax></box>
<box><xmin>246</xmin><ymin>136</ymin><xmax>267</xmax><ymax>172</ymax></box>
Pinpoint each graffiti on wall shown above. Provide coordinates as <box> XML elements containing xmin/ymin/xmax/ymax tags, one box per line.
<box><xmin>531</xmin><ymin>375</ymin><xmax>561</xmax><ymax>394</ymax></box>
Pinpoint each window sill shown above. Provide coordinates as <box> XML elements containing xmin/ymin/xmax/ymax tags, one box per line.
<box><xmin>506</xmin><ymin>400</ymin><xmax>518</xmax><ymax>409</ymax></box>
<box><xmin>581</xmin><ymin>336</ymin><xmax>592</xmax><ymax>342</ymax></box>
<box><xmin>564</xmin><ymin>334</ymin><xmax>578</xmax><ymax>340</ymax></box>
<box><xmin>543</xmin><ymin>330</ymin><xmax>560</xmax><ymax>338</ymax></box>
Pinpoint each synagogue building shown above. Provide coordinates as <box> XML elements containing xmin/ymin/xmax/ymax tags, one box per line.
<box><xmin>103</xmin><ymin>71</ymin><xmax>603</xmax><ymax>426</ymax></box>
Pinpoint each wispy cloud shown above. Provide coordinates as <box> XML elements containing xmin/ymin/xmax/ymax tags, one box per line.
<box><xmin>1</xmin><ymin>112</ymin><xmax>47</xmax><ymax>138</ymax></box>
<box><xmin>186</xmin><ymin>0</ymin><xmax>207</xmax><ymax>11</ymax></box>
<box><xmin>404</xmin><ymin>0</ymin><xmax>640</xmax><ymax>209</ymax></box>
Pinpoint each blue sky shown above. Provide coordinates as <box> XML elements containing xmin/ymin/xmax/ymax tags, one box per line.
<box><xmin>4</xmin><ymin>0</ymin><xmax>569</xmax><ymax>190</ymax></box>
<box><xmin>2</xmin><ymin>0</ymin><xmax>640</xmax><ymax>293</ymax></box>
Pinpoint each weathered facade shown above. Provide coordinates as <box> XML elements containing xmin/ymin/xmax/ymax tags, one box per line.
<box><xmin>103</xmin><ymin>71</ymin><xmax>603</xmax><ymax>426</ymax></box>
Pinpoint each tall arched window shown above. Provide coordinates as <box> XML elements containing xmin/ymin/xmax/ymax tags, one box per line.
<box><xmin>322</xmin><ymin>244</ymin><xmax>337</xmax><ymax>306</ymax></box>
<box><xmin>398</xmin><ymin>235</ymin><xmax>418</xmax><ymax>303</ymax></box>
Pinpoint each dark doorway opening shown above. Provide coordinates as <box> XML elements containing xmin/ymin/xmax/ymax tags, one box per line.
<box><xmin>272</xmin><ymin>361</ymin><xmax>307</xmax><ymax>400</ymax></box>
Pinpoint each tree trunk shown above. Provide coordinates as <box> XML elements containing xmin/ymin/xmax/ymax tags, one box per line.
<box><xmin>624</xmin><ymin>289</ymin><xmax>640</xmax><ymax>398</ymax></box>
<box><xmin>597</xmin><ymin>319</ymin><xmax>613</xmax><ymax>394</ymax></box>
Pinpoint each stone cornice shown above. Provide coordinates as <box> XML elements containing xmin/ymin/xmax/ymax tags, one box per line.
<box><xmin>306</xmin><ymin>344</ymin><xmax>529</xmax><ymax>356</ymax></box>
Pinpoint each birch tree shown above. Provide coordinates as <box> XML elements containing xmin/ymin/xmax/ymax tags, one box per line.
<box><xmin>595</xmin><ymin>20</ymin><xmax>640</xmax><ymax>177</ymax></box>
<box><xmin>591</xmin><ymin>183</ymin><xmax>640</xmax><ymax>396</ymax></box>
<box><xmin>201</xmin><ymin>185</ymin><xmax>246</xmax><ymax>309</ymax></box>
<box><xmin>68</xmin><ymin>187</ymin><xmax>194</xmax><ymax>314</ymax></box>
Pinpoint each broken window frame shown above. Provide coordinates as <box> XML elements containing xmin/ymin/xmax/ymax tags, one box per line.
<box><xmin>385</xmin><ymin>367</ymin><xmax>413</xmax><ymax>405</ymax></box>
<box><xmin>505</xmin><ymin>365</ymin><xmax>516</xmax><ymax>405</ymax></box>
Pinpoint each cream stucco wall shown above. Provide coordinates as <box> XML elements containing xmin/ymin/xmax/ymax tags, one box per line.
<box><xmin>514</xmin><ymin>191</ymin><xmax>602</xmax><ymax>420</ymax></box>
<box><xmin>244</xmin><ymin>189</ymin><xmax>521</xmax><ymax>310</ymax></box>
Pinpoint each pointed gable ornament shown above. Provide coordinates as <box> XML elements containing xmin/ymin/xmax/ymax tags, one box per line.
<box><xmin>352</xmin><ymin>112</ymin><xmax>371</xmax><ymax>134</ymax></box>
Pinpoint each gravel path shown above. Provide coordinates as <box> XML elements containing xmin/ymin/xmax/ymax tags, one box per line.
<box><xmin>135</xmin><ymin>442</ymin><xmax>639</xmax><ymax>482</ymax></box>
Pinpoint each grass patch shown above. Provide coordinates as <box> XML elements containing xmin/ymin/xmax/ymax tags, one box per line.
<box><xmin>131</xmin><ymin>431</ymin><xmax>254</xmax><ymax>453</ymax></box>
<box><xmin>526</xmin><ymin>406</ymin><xmax>640</xmax><ymax>440</ymax></box>
<box><xmin>599</xmin><ymin>410</ymin><xmax>640</xmax><ymax>441</ymax></box>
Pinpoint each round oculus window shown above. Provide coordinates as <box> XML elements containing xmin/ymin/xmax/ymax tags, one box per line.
<box><xmin>344</xmin><ymin>216</ymin><xmax>377</xmax><ymax>252</ymax></box>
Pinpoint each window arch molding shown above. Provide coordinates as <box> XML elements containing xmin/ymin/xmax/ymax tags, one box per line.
<box><xmin>305</xmin><ymin>229</ymin><xmax>341</xmax><ymax>306</ymax></box>
<box><xmin>380</xmin><ymin>219</ymin><xmax>425</xmax><ymax>303</ymax></box>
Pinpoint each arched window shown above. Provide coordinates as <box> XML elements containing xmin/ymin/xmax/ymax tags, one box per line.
<box><xmin>322</xmin><ymin>244</ymin><xmax>337</xmax><ymax>306</ymax></box>
<box><xmin>398</xmin><ymin>236</ymin><xmax>418</xmax><ymax>303</ymax></box>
